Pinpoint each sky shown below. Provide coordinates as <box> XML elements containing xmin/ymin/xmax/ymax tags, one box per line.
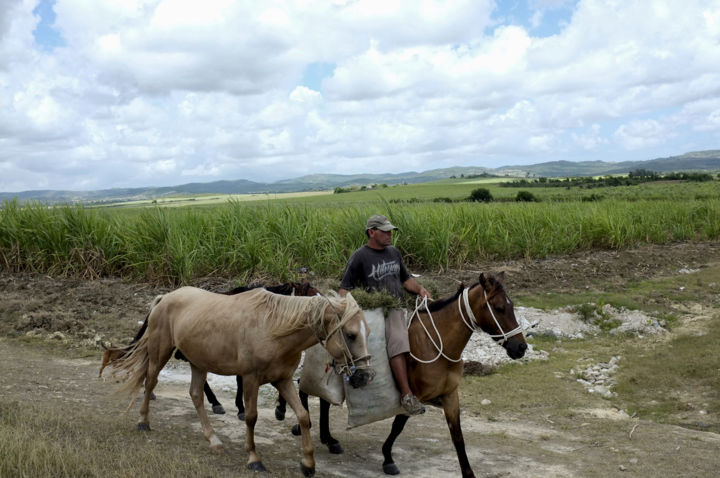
<box><xmin>0</xmin><ymin>0</ymin><xmax>719</xmax><ymax>192</ymax></box>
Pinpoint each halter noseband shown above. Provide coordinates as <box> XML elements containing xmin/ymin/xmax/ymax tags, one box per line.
<box><xmin>458</xmin><ymin>286</ymin><xmax>524</xmax><ymax>345</ymax></box>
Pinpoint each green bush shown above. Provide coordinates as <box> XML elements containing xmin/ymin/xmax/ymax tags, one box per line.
<box><xmin>516</xmin><ymin>191</ymin><xmax>538</xmax><ymax>202</ymax></box>
<box><xmin>469</xmin><ymin>188</ymin><xmax>493</xmax><ymax>202</ymax></box>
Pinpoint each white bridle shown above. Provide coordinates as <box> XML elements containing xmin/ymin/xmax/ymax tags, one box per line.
<box><xmin>458</xmin><ymin>287</ymin><xmax>524</xmax><ymax>345</ymax></box>
<box><xmin>408</xmin><ymin>286</ymin><xmax>524</xmax><ymax>364</ymax></box>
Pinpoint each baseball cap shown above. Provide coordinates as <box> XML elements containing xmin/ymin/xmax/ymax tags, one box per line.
<box><xmin>366</xmin><ymin>214</ymin><xmax>398</xmax><ymax>231</ymax></box>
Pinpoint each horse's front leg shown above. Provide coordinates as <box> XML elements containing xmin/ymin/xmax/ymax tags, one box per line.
<box><xmin>381</xmin><ymin>414</ymin><xmax>409</xmax><ymax>475</ymax></box>
<box><xmin>442</xmin><ymin>389</ymin><xmax>475</xmax><ymax>478</ymax></box>
<box><xmin>319</xmin><ymin>398</ymin><xmax>343</xmax><ymax>454</ymax></box>
<box><xmin>242</xmin><ymin>375</ymin><xmax>266</xmax><ymax>472</ymax></box>
<box><xmin>189</xmin><ymin>365</ymin><xmax>224</xmax><ymax>453</ymax></box>
<box><xmin>275</xmin><ymin>378</ymin><xmax>315</xmax><ymax>477</ymax></box>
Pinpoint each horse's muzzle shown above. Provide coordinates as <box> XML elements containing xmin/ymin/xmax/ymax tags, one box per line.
<box><xmin>504</xmin><ymin>339</ymin><xmax>528</xmax><ymax>360</ymax></box>
<box><xmin>348</xmin><ymin>367</ymin><xmax>375</xmax><ymax>389</ymax></box>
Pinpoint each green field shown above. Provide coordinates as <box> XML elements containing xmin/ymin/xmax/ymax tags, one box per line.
<box><xmin>2</xmin><ymin>177</ymin><xmax>719</xmax><ymax>285</ymax></box>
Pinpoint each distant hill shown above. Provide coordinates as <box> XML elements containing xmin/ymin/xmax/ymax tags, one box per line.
<box><xmin>1</xmin><ymin>150</ymin><xmax>718</xmax><ymax>204</ymax></box>
<box><xmin>497</xmin><ymin>150</ymin><xmax>720</xmax><ymax>177</ymax></box>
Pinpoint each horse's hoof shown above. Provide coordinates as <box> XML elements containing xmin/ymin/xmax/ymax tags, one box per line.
<box><xmin>247</xmin><ymin>461</ymin><xmax>267</xmax><ymax>473</ymax></box>
<box><xmin>275</xmin><ymin>405</ymin><xmax>286</xmax><ymax>421</ymax></box>
<box><xmin>326</xmin><ymin>442</ymin><xmax>343</xmax><ymax>454</ymax></box>
<box><xmin>300</xmin><ymin>463</ymin><xmax>315</xmax><ymax>477</ymax></box>
<box><xmin>383</xmin><ymin>463</ymin><xmax>400</xmax><ymax>475</ymax></box>
<box><xmin>210</xmin><ymin>444</ymin><xmax>225</xmax><ymax>455</ymax></box>
<box><xmin>212</xmin><ymin>404</ymin><xmax>226</xmax><ymax>415</ymax></box>
<box><xmin>136</xmin><ymin>423</ymin><xmax>150</xmax><ymax>431</ymax></box>
<box><xmin>291</xmin><ymin>424</ymin><xmax>300</xmax><ymax>436</ymax></box>
<box><xmin>237</xmin><ymin>411</ymin><xmax>245</xmax><ymax>421</ymax></box>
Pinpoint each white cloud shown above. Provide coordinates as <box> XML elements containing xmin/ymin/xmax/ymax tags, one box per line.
<box><xmin>1</xmin><ymin>0</ymin><xmax>719</xmax><ymax>192</ymax></box>
<box><xmin>613</xmin><ymin>119</ymin><xmax>670</xmax><ymax>150</ymax></box>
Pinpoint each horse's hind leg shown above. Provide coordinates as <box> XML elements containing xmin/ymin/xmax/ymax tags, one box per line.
<box><xmin>319</xmin><ymin>398</ymin><xmax>343</xmax><ymax>454</ymax></box>
<box><xmin>137</xmin><ymin>343</ymin><xmax>173</xmax><ymax>431</ymax></box>
<box><xmin>203</xmin><ymin>381</ymin><xmax>225</xmax><ymax>414</ymax></box>
<box><xmin>276</xmin><ymin>379</ymin><xmax>315</xmax><ymax>477</ymax></box>
<box><xmin>275</xmin><ymin>393</ymin><xmax>287</xmax><ymax>421</ymax></box>
<box><xmin>381</xmin><ymin>414</ymin><xmax>410</xmax><ymax>475</ymax></box>
<box><xmin>189</xmin><ymin>365</ymin><xmax>224</xmax><ymax>453</ymax></box>
<box><xmin>442</xmin><ymin>390</ymin><xmax>475</xmax><ymax>478</ymax></box>
<box><xmin>235</xmin><ymin>375</ymin><xmax>245</xmax><ymax>421</ymax></box>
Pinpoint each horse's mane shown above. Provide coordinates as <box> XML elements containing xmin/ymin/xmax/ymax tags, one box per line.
<box><xmin>427</xmin><ymin>285</ymin><xmax>465</xmax><ymax>312</ymax></box>
<box><xmin>426</xmin><ymin>275</ymin><xmax>505</xmax><ymax>312</ymax></box>
<box><xmin>245</xmin><ymin>290</ymin><xmax>361</xmax><ymax>338</ymax></box>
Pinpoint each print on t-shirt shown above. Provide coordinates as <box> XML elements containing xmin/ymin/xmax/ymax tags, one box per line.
<box><xmin>369</xmin><ymin>260</ymin><xmax>401</xmax><ymax>281</ymax></box>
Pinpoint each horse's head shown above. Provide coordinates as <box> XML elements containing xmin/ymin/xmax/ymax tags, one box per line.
<box><xmin>321</xmin><ymin>293</ymin><xmax>375</xmax><ymax>388</ymax></box>
<box><xmin>292</xmin><ymin>279</ymin><xmax>320</xmax><ymax>297</ymax></box>
<box><xmin>473</xmin><ymin>272</ymin><xmax>527</xmax><ymax>360</ymax></box>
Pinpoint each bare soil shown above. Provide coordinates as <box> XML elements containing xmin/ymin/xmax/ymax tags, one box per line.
<box><xmin>2</xmin><ymin>241</ymin><xmax>720</xmax><ymax>477</ymax></box>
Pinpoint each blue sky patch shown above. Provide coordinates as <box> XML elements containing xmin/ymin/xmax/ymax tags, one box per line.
<box><xmin>33</xmin><ymin>0</ymin><xmax>65</xmax><ymax>50</ymax></box>
<box><xmin>300</xmin><ymin>62</ymin><xmax>336</xmax><ymax>92</ymax></box>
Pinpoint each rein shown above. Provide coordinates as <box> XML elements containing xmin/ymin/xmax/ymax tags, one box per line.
<box><xmin>408</xmin><ymin>285</ymin><xmax>523</xmax><ymax>364</ymax></box>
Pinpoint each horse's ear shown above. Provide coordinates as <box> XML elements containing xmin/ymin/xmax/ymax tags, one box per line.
<box><xmin>478</xmin><ymin>273</ymin><xmax>487</xmax><ymax>288</ymax></box>
<box><xmin>496</xmin><ymin>271</ymin><xmax>505</xmax><ymax>284</ymax></box>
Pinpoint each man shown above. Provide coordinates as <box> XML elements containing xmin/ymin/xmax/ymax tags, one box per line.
<box><xmin>338</xmin><ymin>214</ymin><xmax>431</xmax><ymax>415</ymax></box>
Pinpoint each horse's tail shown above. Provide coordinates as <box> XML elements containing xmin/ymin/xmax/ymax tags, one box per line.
<box><xmin>112</xmin><ymin>333</ymin><xmax>151</xmax><ymax>412</ymax></box>
<box><xmin>98</xmin><ymin>343</ymin><xmax>134</xmax><ymax>378</ymax></box>
<box><xmin>98</xmin><ymin>294</ymin><xmax>164</xmax><ymax>378</ymax></box>
<box><xmin>109</xmin><ymin>294</ymin><xmax>165</xmax><ymax>410</ymax></box>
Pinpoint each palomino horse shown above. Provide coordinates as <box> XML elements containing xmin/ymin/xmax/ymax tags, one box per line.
<box><xmin>106</xmin><ymin>287</ymin><xmax>373</xmax><ymax>477</ymax></box>
<box><xmin>99</xmin><ymin>281</ymin><xmax>319</xmax><ymax>418</ymax></box>
<box><xmin>286</xmin><ymin>272</ymin><xmax>526</xmax><ymax>477</ymax></box>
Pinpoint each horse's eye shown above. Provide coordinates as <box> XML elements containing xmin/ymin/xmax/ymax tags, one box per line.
<box><xmin>346</xmin><ymin>333</ymin><xmax>356</xmax><ymax>342</ymax></box>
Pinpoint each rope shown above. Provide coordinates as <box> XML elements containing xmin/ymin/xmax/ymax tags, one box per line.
<box><xmin>408</xmin><ymin>285</ymin><xmax>524</xmax><ymax>364</ymax></box>
<box><xmin>408</xmin><ymin>295</ymin><xmax>464</xmax><ymax>363</ymax></box>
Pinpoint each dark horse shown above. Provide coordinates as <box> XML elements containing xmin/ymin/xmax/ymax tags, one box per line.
<box><xmin>99</xmin><ymin>281</ymin><xmax>319</xmax><ymax>419</ymax></box>
<box><xmin>293</xmin><ymin>273</ymin><xmax>527</xmax><ymax>478</ymax></box>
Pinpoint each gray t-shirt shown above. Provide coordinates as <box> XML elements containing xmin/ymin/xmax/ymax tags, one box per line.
<box><xmin>339</xmin><ymin>245</ymin><xmax>410</xmax><ymax>299</ymax></box>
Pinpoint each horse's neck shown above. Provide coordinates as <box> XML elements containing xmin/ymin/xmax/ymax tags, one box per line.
<box><xmin>275</xmin><ymin>327</ymin><xmax>319</xmax><ymax>357</ymax></box>
<box><xmin>418</xmin><ymin>304</ymin><xmax>474</xmax><ymax>356</ymax></box>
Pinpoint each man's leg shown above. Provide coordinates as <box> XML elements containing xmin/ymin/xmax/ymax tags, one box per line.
<box><xmin>389</xmin><ymin>353</ymin><xmax>412</xmax><ymax>396</ymax></box>
<box><xmin>386</xmin><ymin>309</ymin><xmax>425</xmax><ymax>415</ymax></box>
<box><xmin>389</xmin><ymin>352</ymin><xmax>425</xmax><ymax>416</ymax></box>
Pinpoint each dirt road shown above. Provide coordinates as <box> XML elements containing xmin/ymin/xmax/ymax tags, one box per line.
<box><xmin>2</xmin><ymin>242</ymin><xmax>720</xmax><ymax>477</ymax></box>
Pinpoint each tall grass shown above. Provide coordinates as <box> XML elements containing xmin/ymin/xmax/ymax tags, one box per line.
<box><xmin>2</xmin><ymin>197</ymin><xmax>719</xmax><ymax>285</ymax></box>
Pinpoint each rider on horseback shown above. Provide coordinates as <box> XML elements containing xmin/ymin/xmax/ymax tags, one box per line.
<box><xmin>338</xmin><ymin>214</ymin><xmax>431</xmax><ymax>416</ymax></box>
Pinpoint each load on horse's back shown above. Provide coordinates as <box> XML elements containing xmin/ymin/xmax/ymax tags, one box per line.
<box><xmin>105</xmin><ymin>286</ymin><xmax>374</xmax><ymax>477</ymax></box>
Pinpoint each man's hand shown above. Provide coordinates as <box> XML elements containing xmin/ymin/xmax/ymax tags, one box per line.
<box><xmin>404</xmin><ymin>278</ymin><xmax>432</xmax><ymax>300</ymax></box>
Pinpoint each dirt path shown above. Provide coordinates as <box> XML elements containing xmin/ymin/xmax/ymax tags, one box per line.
<box><xmin>2</xmin><ymin>338</ymin><xmax>719</xmax><ymax>478</ymax></box>
<box><xmin>2</xmin><ymin>241</ymin><xmax>720</xmax><ymax>477</ymax></box>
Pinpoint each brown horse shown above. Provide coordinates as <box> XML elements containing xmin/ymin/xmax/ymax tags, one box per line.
<box><xmin>106</xmin><ymin>287</ymin><xmax>373</xmax><ymax>477</ymax></box>
<box><xmin>291</xmin><ymin>273</ymin><xmax>526</xmax><ymax>477</ymax></box>
<box><xmin>382</xmin><ymin>272</ymin><xmax>527</xmax><ymax>477</ymax></box>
